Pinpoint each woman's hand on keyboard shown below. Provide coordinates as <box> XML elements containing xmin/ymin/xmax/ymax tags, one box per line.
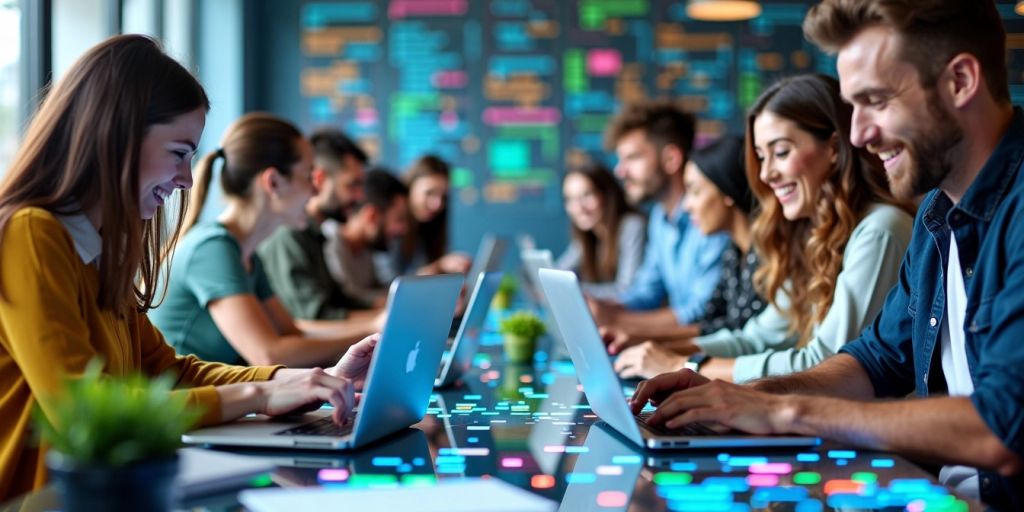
<box><xmin>259</xmin><ymin>367</ymin><xmax>357</xmax><ymax>425</ymax></box>
<box><xmin>328</xmin><ymin>333</ymin><xmax>380</xmax><ymax>391</ymax></box>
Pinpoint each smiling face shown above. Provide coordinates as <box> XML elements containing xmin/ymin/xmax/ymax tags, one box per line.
<box><xmin>563</xmin><ymin>172</ymin><xmax>605</xmax><ymax>233</ymax></box>
<box><xmin>408</xmin><ymin>174</ymin><xmax>448</xmax><ymax>223</ymax></box>
<box><xmin>752</xmin><ymin>111</ymin><xmax>836</xmax><ymax>221</ymax></box>
<box><xmin>837</xmin><ymin>25</ymin><xmax>963</xmax><ymax>200</ymax></box>
<box><xmin>681</xmin><ymin>161</ymin><xmax>733</xmax><ymax>235</ymax></box>
<box><xmin>137</xmin><ymin>107</ymin><xmax>206</xmax><ymax>219</ymax></box>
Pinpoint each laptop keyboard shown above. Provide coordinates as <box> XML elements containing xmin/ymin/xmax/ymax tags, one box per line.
<box><xmin>275</xmin><ymin>416</ymin><xmax>355</xmax><ymax>437</ymax></box>
<box><xmin>636</xmin><ymin>412</ymin><xmax>718</xmax><ymax>437</ymax></box>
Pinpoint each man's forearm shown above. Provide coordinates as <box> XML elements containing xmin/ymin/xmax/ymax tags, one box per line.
<box><xmin>783</xmin><ymin>394</ymin><xmax>1021</xmax><ymax>476</ymax></box>
<box><xmin>749</xmin><ymin>354</ymin><xmax>875</xmax><ymax>400</ymax></box>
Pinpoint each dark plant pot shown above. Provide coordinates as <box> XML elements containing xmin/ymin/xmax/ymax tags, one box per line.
<box><xmin>46</xmin><ymin>451</ymin><xmax>179</xmax><ymax>512</ymax></box>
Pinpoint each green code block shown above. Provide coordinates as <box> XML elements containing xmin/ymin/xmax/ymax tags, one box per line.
<box><xmin>916</xmin><ymin>495</ymin><xmax>967</xmax><ymax>512</ymax></box>
<box><xmin>451</xmin><ymin>167</ymin><xmax>474</xmax><ymax>188</ymax></box>
<box><xmin>248</xmin><ymin>473</ymin><xmax>273</xmax><ymax>488</ymax></box>
<box><xmin>792</xmin><ymin>471</ymin><xmax>822</xmax><ymax>485</ymax></box>
<box><xmin>565</xmin><ymin>50</ymin><xmax>587</xmax><ymax>93</ymax></box>
<box><xmin>489</xmin><ymin>139</ymin><xmax>530</xmax><ymax>170</ymax></box>
<box><xmin>851</xmin><ymin>471</ymin><xmax>878</xmax><ymax>484</ymax></box>
<box><xmin>739</xmin><ymin>72</ymin><xmax>762</xmax><ymax>109</ymax></box>
<box><xmin>348</xmin><ymin>474</ymin><xmax>399</xmax><ymax>488</ymax></box>
<box><xmin>400</xmin><ymin>474</ymin><xmax>437</xmax><ymax>487</ymax></box>
<box><xmin>652</xmin><ymin>472</ymin><xmax>692</xmax><ymax>486</ymax></box>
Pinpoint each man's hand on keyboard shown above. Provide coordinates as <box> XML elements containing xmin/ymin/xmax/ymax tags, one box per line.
<box><xmin>629</xmin><ymin>369</ymin><xmax>710</xmax><ymax>416</ymax></box>
<box><xmin>642</xmin><ymin>377</ymin><xmax>793</xmax><ymax>435</ymax></box>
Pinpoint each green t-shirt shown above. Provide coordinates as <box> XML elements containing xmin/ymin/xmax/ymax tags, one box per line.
<box><xmin>151</xmin><ymin>223</ymin><xmax>275</xmax><ymax>364</ymax></box>
<box><xmin>257</xmin><ymin>222</ymin><xmax>369</xmax><ymax>321</ymax></box>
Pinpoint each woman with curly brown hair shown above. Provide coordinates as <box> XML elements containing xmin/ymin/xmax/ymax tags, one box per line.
<box><xmin>615</xmin><ymin>74</ymin><xmax>915</xmax><ymax>382</ymax></box>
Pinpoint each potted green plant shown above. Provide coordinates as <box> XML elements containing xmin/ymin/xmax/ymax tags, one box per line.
<box><xmin>492</xmin><ymin>275</ymin><xmax>518</xmax><ymax>310</ymax></box>
<box><xmin>35</xmin><ymin>360</ymin><xmax>202</xmax><ymax>512</ymax></box>
<box><xmin>498</xmin><ymin>311</ymin><xmax>547</xmax><ymax>364</ymax></box>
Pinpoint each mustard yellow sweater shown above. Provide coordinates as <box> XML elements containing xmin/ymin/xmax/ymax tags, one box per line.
<box><xmin>0</xmin><ymin>208</ymin><xmax>279</xmax><ymax>500</ymax></box>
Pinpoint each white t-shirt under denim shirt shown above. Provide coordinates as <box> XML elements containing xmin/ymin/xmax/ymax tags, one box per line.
<box><xmin>938</xmin><ymin>235</ymin><xmax>980</xmax><ymax>499</ymax></box>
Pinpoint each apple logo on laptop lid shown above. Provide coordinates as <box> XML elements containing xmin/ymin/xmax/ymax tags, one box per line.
<box><xmin>406</xmin><ymin>341</ymin><xmax>421</xmax><ymax>373</ymax></box>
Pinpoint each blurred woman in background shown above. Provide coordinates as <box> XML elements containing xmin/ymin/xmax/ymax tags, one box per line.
<box><xmin>376</xmin><ymin>155</ymin><xmax>470</xmax><ymax>282</ymax></box>
<box><xmin>557</xmin><ymin>161</ymin><xmax>646</xmax><ymax>300</ymax></box>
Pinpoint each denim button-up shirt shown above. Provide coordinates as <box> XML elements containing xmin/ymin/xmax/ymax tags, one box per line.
<box><xmin>841</xmin><ymin>109</ymin><xmax>1024</xmax><ymax>510</ymax></box>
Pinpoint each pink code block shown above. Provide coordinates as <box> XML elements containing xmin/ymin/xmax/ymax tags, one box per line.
<box><xmin>389</xmin><ymin>0</ymin><xmax>467</xmax><ymax>19</ymax></box>
<box><xmin>746</xmin><ymin>474</ymin><xmax>780</xmax><ymax>487</ymax></box>
<box><xmin>501</xmin><ymin>457</ymin><xmax>524</xmax><ymax>468</ymax></box>
<box><xmin>440</xmin><ymin>111</ymin><xmax>459</xmax><ymax>130</ymax></box>
<box><xmin>356</xmin><ymin>108</ymin><xmax>378</xmax><ymax>127</ymax></box>
<box><xmin>433</xmin><ymin>70</ymin><xmax>468</xmax><ymax>89</ymax></box>
<box><xmin>596</xmin><ymin>491</ymin><xmax>629</xmax><ymax>507</ymax></box>
<box><xmin>587</xmin><ymin>49</ymin><xmax>622</xmax><ymax>77</ymax></box>
<box><xmin>482</xmin><ymin>107</ymin><xmax>561</xmax><ymax>125</ymax></box>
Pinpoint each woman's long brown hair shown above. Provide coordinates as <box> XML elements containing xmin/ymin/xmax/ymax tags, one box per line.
<box><xmin>745</xmin><ymin>74</ymin><xmax>911</xmax><ymax>346</ymax></box>
<box><xmin>0</xmin><ymin>35</ymin><xmax>209</xmax><ymax>314</ymax></box>
<box><xmin>564</xmin><ymin>162</ymin><xmax>639</xmax><ymax>282</ymax></box>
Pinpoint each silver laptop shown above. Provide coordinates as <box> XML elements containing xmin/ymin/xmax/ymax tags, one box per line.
<box><xmin>435</xmin><ymin>271</ymin><xmax>502</xmax><ymax>388</ymax></box>
<box><xmin>182</xmin><ymin>274</ymin><xmax>464</xmax><ymax>450</ymax></box>
<box><xmin>537</xmin><ymin>268</ymin><xmax>820</xmax><ymax>450</ymax></box>
<box><xmin>465</xmin><ymin>234</ymin><xmax>507</xmax><ymax>292</ymax></box>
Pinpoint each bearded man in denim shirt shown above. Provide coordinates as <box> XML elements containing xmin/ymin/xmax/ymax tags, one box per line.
<box><xmin>629</xmin><ymin>1</ymin><xmax>1024</xmax><ymax>509</ymax></box>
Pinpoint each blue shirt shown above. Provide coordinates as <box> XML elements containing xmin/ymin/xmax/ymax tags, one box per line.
<box><xmin>618</xmin><ymin>201</ymin><xmax>729</xmax><ymax>324</ymax></box>
<box><xmin>842</xmin><ymin>109</ymin><xmax>1024</xmax><ymax>510</ymax></box>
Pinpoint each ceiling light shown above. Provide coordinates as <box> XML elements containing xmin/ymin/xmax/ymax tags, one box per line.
<box><xmin>686</xmin><ymin>0</ymin><xmax>762</xmax><ymax>22</ymax></box>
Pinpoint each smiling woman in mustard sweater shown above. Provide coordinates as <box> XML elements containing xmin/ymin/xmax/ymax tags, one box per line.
<box><xmin>0</xmin><ymin>35</ymin><xmax>377</xmax><ymax>500</ymax></box>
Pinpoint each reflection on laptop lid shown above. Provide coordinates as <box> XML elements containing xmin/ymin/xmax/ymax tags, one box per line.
<box><xmin>176</xmin><ymin>448</ymin><xmax>275</xmax><ymax>499</ymax></box>
<box><xmin>520</xmin><ymin>249</ymin><xmax>569</xmax><ymax>360</ymax></box>
<box><xmin>182</xmin><ymin>274</ymin><xmax>464</xmax><ymax>451</ymax></box>
<box><xmin>528</xmin><ymin>374</ymin><xmax>585</xmax><ymax>475</ymax></box>
<box><xmin>537</xmin><ymin>269</ymin><xmax>820</xmax><ymax>451</ymax></box>
<box><xmin>520</xmin><ymin>248</ymin><xmax>554</xmax><ymax>304</ymax></box>
<box><xmin>557</xmin><ymin>422</ymin><xmax>644</xmax><ymax>512</ymax></box>
<box><xmin>435</xmin><ymin>271</ymin><xmax>502</xmax><ymax>388</ymax></box>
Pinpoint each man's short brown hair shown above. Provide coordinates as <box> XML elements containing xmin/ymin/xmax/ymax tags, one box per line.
<box><xmin>603</xmin><ymin>100</ymin><xmax>697</xmax><ymax>158</ymax></box>
<box><xmin>803</xmin><ymin>0</ymin><xmax>1009</xmax><ymax>103</ymax></box>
